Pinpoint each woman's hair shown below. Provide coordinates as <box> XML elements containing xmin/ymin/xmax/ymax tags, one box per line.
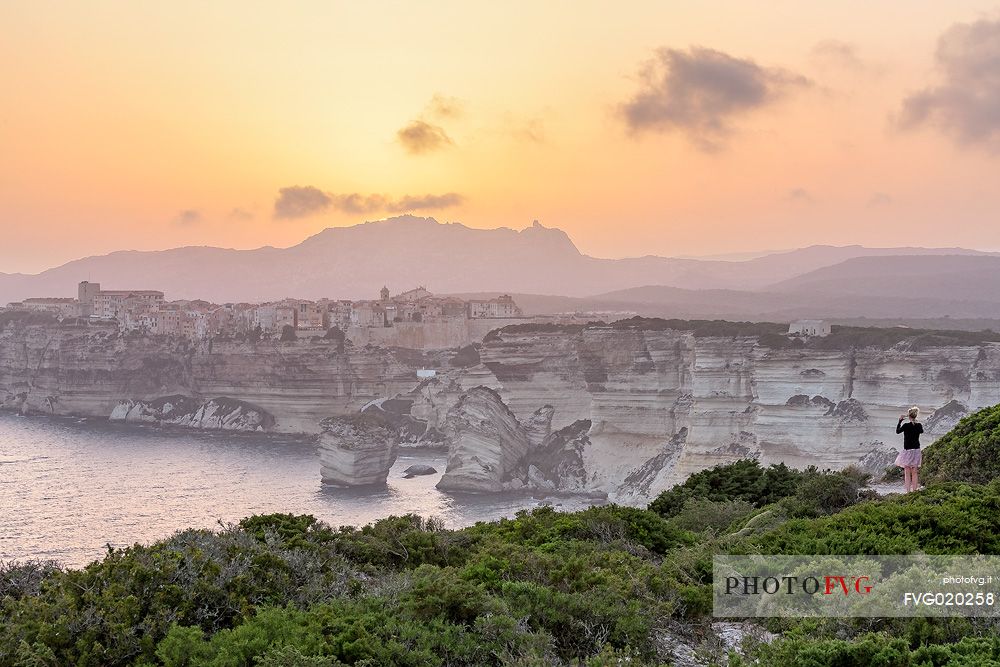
<box><xmin>908</xmin><ymin>406</ymin><xmax>920</xmax><ymax>419</ymax></box>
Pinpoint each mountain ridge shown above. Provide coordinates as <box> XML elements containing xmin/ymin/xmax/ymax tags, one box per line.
<box><xmin>1</xmin><ymin>215</ymin><xmax>996</xmax><ymax>311</ymax></box>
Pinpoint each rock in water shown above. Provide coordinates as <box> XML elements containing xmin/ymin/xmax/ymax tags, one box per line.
<box><xmin>437</xmin><ymin>386</ymin><xmax>530</xmax><ymax>492</ymax></box>
<box><xmin>319</xmin><ymin>414</ymin><xmax>398</xmax><ymax>486</ymax></box>
<box><xmin>402</xmin><ymin>464</ymin><xmax>438</xmax><ymax>478</ymax></box>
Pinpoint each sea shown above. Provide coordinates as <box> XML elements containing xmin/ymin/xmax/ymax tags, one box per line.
<box><xmin>0</xmin><ymin>412</ymin><xmax>602</xmax><ymax>568</ymax></box>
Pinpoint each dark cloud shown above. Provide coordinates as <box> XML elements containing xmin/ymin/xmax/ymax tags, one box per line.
<box><xmin>171</xmin><ymin>209</ymin><xmax>203</xmax><ymax>226</ymax></box>
<box><xmin>898</xmin><ymin>18</ymin><xmax>1000</xmax><ymax>148</ymax></box>
<box><xmin>273</xmin><ymin>186</ymin><xmax>332</xmax><ymax>219</ymax></box>
<box><xmin>228</xmin><ymin>207</ymin><xmax>254</xmax><ymax>221</ymax></box>
<box><xmin>867</xmin><ymin>192</ymin><xmax>893</xmax><ymax>208</ymax></box>
<box><xmin>273</xmin><ymin>186</ymin><xmax>463</xmax><ymax>219</ymax></box>
<box><xmin>396</xmin><ymin>120</ymin><xmax>454</xmax><ymax>154</ymax></box>
<box><xmin>389</xmin><ymin>192</ymin><xmax>464</xmax><ymax>212</ymax></box>
<box><xmin>786</xmin><ymin>187</ymin><xmax>816</xmax><ymax>204</ymax></box>
<box><xmin>620</xmin><ymin>46</ymin><xmax>810</xmax><ymax>151</ymax></box>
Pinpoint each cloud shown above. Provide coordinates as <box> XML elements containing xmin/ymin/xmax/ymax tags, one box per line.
<box><xmin>389</xmin><ymin>192</ymin><xmax>464</xmax><ymax>211</ymax></box>
<box><xmin>810</xmin><ymin>40</ymin><xmax>865</xmax><ymax>70</ymax></box>
<box><xmin>228</xmin><ymin>207</ymin><xmax>254</xmax><ymax>221</ymax></box>
<box><xmin>785</xmin><ymin>187</ymin><xmax>816</xmax><ymax>204</ymax></box>
<box><xmin>273</xmin><ymin>186</ymin><xmax>463</xmax><ymax>219</ymax></box>
<box><xmin>504</xmin><ymin>114</ymin><xmax>546</xmax><ymax>144</ymax></box>
<box><xmin>867</xmin><ymin>192</ymin><xmax>893</xmax><ymax>208</ymax></box>
<box><xmin>273</xmin><ymin>186</ymin><xmax>332</xmax><ymax>219</ymax></box>
<box><xmin>620</xmin><ymin>46</ymin><xmax>810</xmax><ymax>151</ymax></box>
<box><xmin>396</xmin><ymin>120</ymin><xmax>454</xmax><ymax>154</ymax></box>
<box><xmin>171</xmin><ymin>209</ymin><xmax>203</xmax><ymax>226</ymax></box>
<box><xmin>426</xmin><ymin>93</ymin><xmax>464</xmax><ymax>119</ymax></box>
<box><xmin>898</xmin><ymin>18</ymin><xmax>1000</xmax><ymax>148</ymax></box>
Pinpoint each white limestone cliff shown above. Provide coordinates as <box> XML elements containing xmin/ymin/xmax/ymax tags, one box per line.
<box><xmin>464</xmin><ymin>324</ymin><xmax>1000</xmax><ymax>501</ymax></box>
<box><xmin>109</xmin><ymin>395</ymin><xmax>273</xmax><ymax>431</ymax></box>
<box><xmin>318</xmin><ymin>414</ymin><xmax>398</xmax><ymax>486</ymax></box>
<box><xmin>4</xmin><ymin>317</ymin><xmax>1000</xmax><ymax>502</ymax></box>
<box><xmin>437</xmin><ymin>386</ymin><xmax>531</xmax><ymax>492</ymax></box>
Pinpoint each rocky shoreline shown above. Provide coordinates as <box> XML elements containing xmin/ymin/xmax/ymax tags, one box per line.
<box><xmin>4</xmin><ymin>317</ymin><xmax>999</xmax><ymax>502</ymax></box>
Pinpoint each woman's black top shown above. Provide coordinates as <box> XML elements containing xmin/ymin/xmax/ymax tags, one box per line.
<box><xmin>897</xmin><ymin>419</ymin><xmax>923</xmax><ymax>449</ymax></box>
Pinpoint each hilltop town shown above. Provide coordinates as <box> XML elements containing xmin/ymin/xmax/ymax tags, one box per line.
<box><xmin>4</xmin><ymin>281</ymin><xmax>527</xmax><ymax>349</ymax></box>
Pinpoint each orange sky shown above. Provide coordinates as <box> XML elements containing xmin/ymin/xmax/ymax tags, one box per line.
<box><xmin>2</xmin><ymin>1</ymin><xmax>1000</xmax><ymax>273</ymax></box>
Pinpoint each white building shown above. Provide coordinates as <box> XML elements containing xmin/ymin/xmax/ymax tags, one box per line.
<box><xmin>788</xmin><ymin>319</ymin><xmax>831</xmax><ymax>337</ymax></box>
<box><xmin>252</xmin><ymin>304</ymin><xmax>296</xmax><ymax>332</ymax></box>
<box><xmin>19</xmin><ymin>298</ymin><xmax>80</xmax><ymax>317</ymax></box>
<box><xmin>92</xmin><ymin>289</ymin><xmax>164</xmax><ymax>320</ymax></box>
<box><xmin>467</xmin><ymin>294</ymin><xmax>522</xmax><ymax>319</ymax></box>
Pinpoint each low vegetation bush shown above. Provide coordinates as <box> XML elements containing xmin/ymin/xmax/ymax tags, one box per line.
<box><xmin>809</xmin><ymin>325</ymin><xmax>1000</xmax><ymax>351</ymax></box>
<box><xmin>778</xmin><ymin>470</ymin><xmax>863</xmax><ymax>518</ymax></box>
<box><xmin>610</xmin><ymin>317</ymin><xmax>788</xmax><ymax>337</ymax></box>
<box><xmin>669</xmin><ymin>497</ymin><xmax>756</xmax><ymax>534</ymax></box>
<box><xmin>750</xmin><ymin>480</ymin><xmax>1000</xmax><ymax>555</ymax></box>
<box><xmin>448</xmin><ymin>344</ymin><xmax>481</xmax><ymax>367</ymax></box>
<box><xmin>922</xmin><ymin>403</ymin><xmax>1000</xmax><ymax>484</ymax></box>
<box><xmin>649</xmin><ymin>459</ymin><xmax>807</xmax><ymax>517</ymax></box>
<box><xmin>0</xmin><ymin>310</ymin><xmax>60</xmax><ymax>328</ymax></box>
<box><xmin>8</xmin><ymin>411</ymin><xmax>1000</xmax><ymax>665</ymax></box>
<box><xmin>737</xmin><ymin>632</ymin><xmax>1000</xmax><ymax>666</ymax></box>
<box><xmin>0</xmin><ymin>505</ymin><xmax>690</xmax><ymax>666</ymax></box>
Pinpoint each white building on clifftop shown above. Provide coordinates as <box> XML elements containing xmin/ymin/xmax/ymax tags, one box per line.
<box><xmin>788</xmin><ymin>319</ymin><xmax>831</xmax><ymax>337</ymax></box>
<box><xmin>468</xmin><ymin>294</ymin><xmax>522</xmax><ymax>319</ymax></box>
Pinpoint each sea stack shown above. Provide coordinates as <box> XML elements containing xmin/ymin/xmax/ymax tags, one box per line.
<box><xmin>318</xmin><ymin>413</ymin><xmax>398</xmax><ymax>486</ymax></box>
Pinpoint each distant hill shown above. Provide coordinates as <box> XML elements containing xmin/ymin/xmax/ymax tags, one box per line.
<box><xmin>452</xmin><ymin>285</ymin><xmax>1000</xmax><ymax>323</ymax></box>
<box><xmin>0</xmin><ymin>216</ymin><xmax>996</xmax><ymax>313</ymax></box>
<box><xmin>768</xmin><ymin>255</ymin><xmax>1000</xmax><ymax>302</ymax></box>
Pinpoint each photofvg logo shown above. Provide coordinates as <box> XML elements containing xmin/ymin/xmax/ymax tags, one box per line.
<box><xmin>724</xmin><ymin>573</ymin><xmax>873</xmax><ymax>597</ymax></box>
<box><xmin>713</xmin><ymin>556</ymin><xmax>1000</xmax><ymax>618</ymax></box>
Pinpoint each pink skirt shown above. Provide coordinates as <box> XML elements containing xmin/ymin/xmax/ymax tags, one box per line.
<box><xmin>894</xmin><ymin>448</ymin><xmax>922</xmax><ymax>468</ymax></box>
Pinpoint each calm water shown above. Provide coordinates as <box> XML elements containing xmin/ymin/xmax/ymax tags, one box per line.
<box><xmin>0</xmin><ymin>413</ymin><xmax>602</xmax><ymax>568</ymax></box>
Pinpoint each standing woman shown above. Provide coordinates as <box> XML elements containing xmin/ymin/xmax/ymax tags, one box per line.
<box><xmin>895</xmin><ymin>407</ymin><xmax>924</xmax><ymax>492</ymax></box>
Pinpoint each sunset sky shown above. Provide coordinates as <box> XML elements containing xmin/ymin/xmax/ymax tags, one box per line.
<box><xmin>2</xmin><ymin>1</ymin><xmax>1000</xmax><ymax>273</ymax></box>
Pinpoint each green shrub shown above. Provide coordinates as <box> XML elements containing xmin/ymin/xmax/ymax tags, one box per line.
<box><xmin>257</xmin><ymin>645</ymin><xmax>344</xmax><ymax>667</ymax></box>
<box><xmin>881</xmin><ymin>465</ymin><xmax>904</xmax><ymax>483</ymax></box>
<box><xmin>669</xmin><ymin>497</ymin><xmax>756</xmax><ymax>534</ymax></box>
<box><xmin>750</xmin><ymin>481</ymin><xmax>1000</xmax><ymax>555</ymax></box>
<box><xmin>740</xmin><ymin>632</ymin><xmax>1000</xmax><ymax>666</ymax></box>
<box><xmin>922</xmin><ymin>403</ymin><xmax>1000</xmax><ymax>484</ymax></box>
<box><xmin>780</xmin><ymin>471</ymin><xmax>861</xmax><ymax>518</ymax></box>
<box><xmin>9</xmin><ymin>470</ymin><xmax>1000</xmax><ymax>665</ymax></box>
<box><xmin>469</xmin><ymin>504</ymin><xmax>693</xmax><ymax>555</ymax></box>
<box><xmin>648</xmin><ymin>460</ymin><xmax>805</xmax><ymax>517</ymax></box>
<box><xmin>449</xmin><ymin>344</ymin><xmax>480</xmax><ymax>367</ymax></box>
<box><xmin>239</xmin><ymin>513</ymin><xmax>330</xmax><ymax>549</ymax></box>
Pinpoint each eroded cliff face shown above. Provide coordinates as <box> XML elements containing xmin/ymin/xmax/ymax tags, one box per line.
<box><xmin>5</xmin><ymin>318</ymin><xmax>1000</xmax><ymax>502</ymax></box>
<box><xmin>0</xmin><ymin>320</ymin><xmax>434</xmax><ymax>433</ymax></box>
<box><xmin>109</xmin><ymin>396</ymin><xmax>274</xmax><ymax>431</ymax></box>
<box><xmin>437</xmin><ymin>387</ymin><xmax>532</xmax><ymax>493</ymax></box>
<box><xmin>463</xmin><ymin>326</ymin><xmax>1000</xmax><ymax>501</ymax></box>
<box><xmin>318</xmin><ymin>414</ymin><xmax>398</xmax><ymax>486</ymax></box>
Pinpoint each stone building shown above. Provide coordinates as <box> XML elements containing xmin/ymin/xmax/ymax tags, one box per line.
<box><xmin>77</xmin><ymin>281</ymin><xmax>102</xmax><ymax>316</ymax></box>
<box><xmin>468</xmin><ymin>294</ymin><xmax>522</xmax><ymax>318</ymax></box>
<box><xmin>788</xmin><ymin>319</ymin><xmax>831</xmax><ymax>337</ymax></box>
<box><xmin>92</xmin><ymin>289</ymin><xmax>165</xmax><ymax>320</ymax></box>
<box><xmin>18</xmin><ymin>298</ymin><xmax>79</xmax><ymax>317</ymax></box>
